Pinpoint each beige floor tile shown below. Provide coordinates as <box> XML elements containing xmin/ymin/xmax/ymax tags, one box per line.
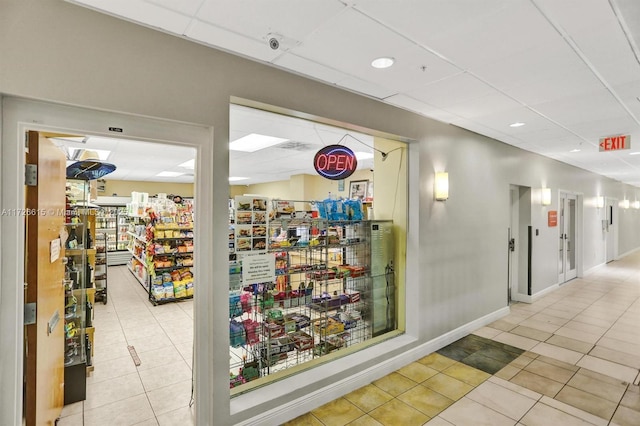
<box><xmin>417</xmin><ymin>353</ymin><xmax>457</xmax><ymax>372</ymax></box>
<box><xmin>576</xmin><ymin>355</ymin><xmax>639</xmax><ymax>383</ymax></box>
<box><xmin>510</xmin><ymin>353</ymin><xmax>536</xmax><ymax>369</ymax></box>
<box><xmin>132</xmin><ymin>419</ymin><xmax>159</xmax><ymax>426</ymax></box>
<box><xmin>530</xmin><ymin>342</ymin><xmax>584</xmax><ymax>365</ymax></box>
<box><xmin>83</xmin><ymin>394</ymin><xmax>155</xmax><ymax>426</ymax></box>
<box><xmin>372</xmin><ymin>372</ymin><xmax>418</xmax><ymax>397</ymax></box>
<box><xmin>534</xmin><ymin>355</ymin><xmax>580</xmax><ymax>372</ymax></box>
<box><xmin>562</xmin><ymin>320</ymin><xmax>609</xmax><ymax>336</ymax></box>
<box><xmin>495</xmin><ymin>364</ymin><xmax>520</xmax><ymax>381</ymax></box>
<box><xmin>488</xmin><ymin>376</ymin><xmax>542</xmax><ymax>400</ymax></box>
<box><xmin>442</xmin><ymin>362</ymin><xmax>490</xmax><ymax>387</ymax></box>
<box><xmin>346</xmin><ymin>414</ymin><xmax>383</xmax><ymax>426</ymax></box>
<box><xmin>343</xmin><ymin>384</ymin><xmax>393</xmax><ymax>413</ymax></box>
<box><xmin>439</xmin><ymin>397</ymin><xmax>514</xmax><ymax>426</ymax></box>
<box><xmin>472</xmin><ymin>326</ymin><xmax>502</xmax><ymax>339</ymax></box>
<box><xmin>540</xmin><ymin>307</ymin><xmax>578</xmax><ymax>320</ymax></box>
<box><xmin>620</xmin><ymin>388</ymin><xmax>640</xmax><ymax>411</ymax></box>
<box><xmin>519</xmin><ymin>401</ymin><xmax>600</xmax><ymax>426</ymax></box>
<box><xmin>137</xmin><ymin>358</ymin><xmax>193</xmax><ymax>392</ymax></box>
<box><xmin>518</xmin><ymin>318</ymin><xmax>562</xmax><ymax>333</ymax></box>
<box><xmin>566</xmin><ymin>372</ymin><xmax>626</xmax><ymax>403</ymax></box>
<box><xmin>84</xmin><ymin>372</ymin><xmax>146</xmax><ymax>410</ymax></box>
<box><xmin>396</xmin><ymin>362</ymin><xmax>439</xmax><ymax>383</ymax></box>
<box><xmin>146</xmin><ymin>379</ymin><xmax>193</xmax><ymax>416</ymax></box>
<box><xmin>571</xmin><ymin>314</ymin><xmax>616</xmax><ymax>329</ymax></box>
<box><xmin>553</xmin><ymin>326</ymin><xmax>602</xmax><ymax>344</ymax></box>
<box><xmin>368</xmin><ymin>399</ymin><xmax>430</xmax><ymax>426</ymax></box>
<box><xmin>424</xmin><ymin>417</ymin><xmax>455</xmax><ymax>425</ymax></box>
<box><xmin>311</xmin><ymin>398</ymin><xmax>365</xmax><ymax>426</ymax></box>
<box><xmin>423</xmin><ymin>374</ymin><xmax>474</xmax><ymax>401</ymax></box>
<box><xmin>511</xmin><ymin>325</ymin><xmax>553</xmax><ymax>342</ymax></box>
<box><xmin>156</xmin><ymin>404</ymin><xmax>196</xmax><ymax>426</ymax></box>
<box><xmin>87</xmin><ymin>354</ymin><xmax>138</xmax><ymax>385</ymax></box>
<box><xmin>135</xmin><ymin>345</ymin><xmax>186</xmax><ymax>372</ymax></box>
<box><xmin>492</xmin><ymin>332</ymin><xmax>539</xmax><ymax>350</ymax></box>
<box><xmin>545</xmin><ymin>335</ymin><xmax>594</xmax><ymax>354</ymax></box>
<box><xmin>59</xmin><ymin>401</ymin><xmax>83</xmax><ymax>418</ymax></box>
<box><xmin>596</xmin><ymin>337</ymin><xmax>640</xmax><ymax>357</ymax></box>
<box><xmin>397</xmin><ymin>385</ymin><xmax>454</xmax><ymax>418</ymax></box>
<box><xmin>538</xmin><ymin>396</ymin><xmax>608</xmax><ymax>426</ymax></box>
<box><xmin>509</xmin><ymin>370</ymin><xmax>564</xmax><ymax>397</ymax></box>
<box><xmin>555</xmin><ymin>386</ymin><xmax>618</xmax><ymax>420</ymax></box>
<box><xmin>523</xmin><ymin>359</ymin><xmax>576</xmax><ymax>384</ymax></box>
<box><xmin>283</xmin><ymin>413</ymin><xmax>324</xmax><ymax>426</ymax></box>
<box><xmin>487</xmin><ymin>319</ymin><xmax>518</xmax><ymax>332</ymax></box>
<box><xmin>611</xmin><ymin>405</ymin><xmax>640</xmax><ymax>426</ymax></box>
<box><xmin>465</xmin><ymin>380</ymin><xmax>537</xmax><ymax>420</ymax></box>
<box><xmin>528</xmin><ymin>313</ymin><xmax>570</xmax><ymax>327</ymax></box>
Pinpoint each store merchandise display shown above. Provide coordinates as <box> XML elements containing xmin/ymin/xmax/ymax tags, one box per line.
<box><xmin>63</xmin><ymin>180</ymin><xmax>98</xmax><ymax>404</ymax></box>
<box><xmin>95</xmin><ymin>205</ymin><xmax>130</xmax><ymax>265</ymax></box>
<box><xmin>228</xmin><ymin>197</ymin><xmax>394</xmax><ymax>389</ymax></box>
<box><xmin>126</xmin><ymin>193</ymin><xmax>195</xmax><ymax>305</ymax></box>
<box><xmin>94</xmin><ymin>233</ymin><xmax>108</xmax><ymax>304</ymax></box>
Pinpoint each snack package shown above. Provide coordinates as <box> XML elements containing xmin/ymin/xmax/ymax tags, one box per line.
<box><xmin>185</xmin><ymin>280</ymin><xmax>194</xmax><ymax>297</ymax></box>
<box><xmin>152</xmin><ymin>284</ymin><xmax>165</xmax><ymax>300</ymax></box>
<box><xmin>174</xmin><ymin>280</ymin><xmax>187</xmax><ymax>299</ymax></box>
<box><xmin>163</xmin><ymin>281</ymin><xmax>174</xmax><ymax>299</ymax></box>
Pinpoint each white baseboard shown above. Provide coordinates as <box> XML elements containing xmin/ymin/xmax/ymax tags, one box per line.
<box><xmin>583</xmin><ymin>262</ymin><xmax>606</xmax><ymax>276</ymax></box>
<box><xmin>531</xmin><ymin>283</ymin><xmax>560</xmax><ymax>301</ymax></box>
<box><xmin>617</xmin><ymin>246</ymin><xmax>640</xmax><ymax>260</ymax></box>
<box><xmin>237</xmin><ymin>306</ymin><xmax>510</xmax><ymax>426</ymax></box>
<box><xmin>511</xmin><ymin>292</ymin><xmax>532</xmax><ymax>303</ymax></box>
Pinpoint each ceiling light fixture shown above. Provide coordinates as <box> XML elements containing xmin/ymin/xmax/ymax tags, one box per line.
<box><xmin>629</xmin><ymin>152</ymin><xmax>640</xmax><ymax>156</ymax></box>
<box><xmin>229</xmin><ymin>177</ymin><xmax>249</xmax><ymax>182</ymax></box>
<box><xmin>509</xmin><ymin>122</ymin><xmax>526</xmax><ymax>128</ymax></box>
<box><xmin>156</xmin><ymin>171</ymin><xmax>184</xmax><ymax>177</ymax></box>
<box><xmin>371</xmin><ymin>57</ymin><xmax>394</xmax><ymax>69</ymax></box>
<box><xmin>229</xmin><ymin>133</ymin><xmax>288</xmax><ymax>152</ymax></box>
<box><xmin>570</xmin><ymin>149</ymin><xmax>581</xmax><ymax>153</ymax></box>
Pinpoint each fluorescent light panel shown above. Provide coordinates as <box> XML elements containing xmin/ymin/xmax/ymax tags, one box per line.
<box><xmin>229</xmin><ymin>177</ymin><xmax>249</xmax><ymax>182</ymax></box>
<box><xmin>355</xmin><ymin>151</ymin><xmax>374</xmax><ymax>160</ymax></box>
<box><xmin>229</xmin><ymin>133</ymin><xmax>288</xmax><ymax>152</ymax></box>
<box><xmin>509</xmin><ymin>122</ymin><xmax>526</xmax><ymax>128</ymax></box>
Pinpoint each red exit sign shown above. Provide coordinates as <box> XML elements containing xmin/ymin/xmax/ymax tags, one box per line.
<box><xmin>599</xmin><ymin>134</ymin><xmax>630</xmax><ymax>152</ymax></box>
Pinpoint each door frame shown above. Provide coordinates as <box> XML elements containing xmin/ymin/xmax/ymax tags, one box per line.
<box><xmin>508</xmin><ymin>185</ymin><xmax>531</xmax><ymax>302</ymax></box>
<box><xmin>1</xmin><ymin>97</ymin><xmax>214</xmax><ymax>426</ymax></box>
<box><xmin>605</xmin><ymin>197</ymin><xmax>618</xmax><ymax>263</ymax></box>
<box><xmin>557</xmin><ymin>191</ymin><xmax>579</xmax><ymax>283</ymax></box>
<box><xmin>558</xmin><ymin>190</ymin><xmax>584</xmax><ymax>283</ymax></box>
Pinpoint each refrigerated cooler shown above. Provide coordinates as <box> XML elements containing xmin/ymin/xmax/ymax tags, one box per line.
<box><xmin>95</xmin><ymin>205</ymin><xmax>131</xmax><ymax>265</ymax></box>
<box><xmin>369</xmin><ymin>221</ymin><xmax>395</xmax><ymax>337</ymax></box>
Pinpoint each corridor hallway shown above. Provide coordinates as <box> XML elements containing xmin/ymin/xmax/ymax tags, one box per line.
<box><xmin>286</xmin><ymin>253</ymin><xmax>640</xmax><ymax>425</ymax></box>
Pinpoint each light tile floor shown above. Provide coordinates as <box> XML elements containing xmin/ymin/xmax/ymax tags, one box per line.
<box><xmin>60</xmin><ymin>252</ymin><xmax>640</xmax><ymax>425</ymax></box>
<box><xmin>59</xmin><ymin>266</ymin><xmax>195</xmax><ymax>426</ymax></box>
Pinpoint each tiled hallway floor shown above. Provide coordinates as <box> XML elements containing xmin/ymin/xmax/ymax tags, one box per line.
<box><xmin>59</xmin><ymin>253</ymin><xmax>640</xmax><ymax>425</ymax></box>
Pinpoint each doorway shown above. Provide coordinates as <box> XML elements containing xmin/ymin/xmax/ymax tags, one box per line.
<box><xmin>558</xmin><ymin>192</ymin><xmax>578</xmax><ymax>283</ymax></box>
<box><xmin>1</xmin><ymin>97</ymin><xmax>213</xmax><ymax>426</ymax></box>
<box><xmin>605</xmin><ymin>197</ymin><xmax>618</xmax><ymax>263</ymax></box>
<box><xmin>509</xmin><ymin>185</ymin><xmax>531</xmax><ymax>301</ymax></box>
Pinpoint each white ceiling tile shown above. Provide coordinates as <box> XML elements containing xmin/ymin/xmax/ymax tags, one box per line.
<box><xmin>291</xmin><ymin>8</ymin><xmax>417</xmax><ymax>78</ymax></box>
<box><xmin>196</xmin><ymin>0</ymin><xmax>345</xmax><ymax>44</ymax></box>
<box><xmin>441</xmin><ymin>92</ymin><xmax>522</xmax><ymax>120</ymax></box>
<box><xmin>533</xmin><ymin>90</ymin><xmax>631</xmax><ymax>126</ymax></box>
<box><xmin>186</xmin><ymin>20</ymin><xmax>280</xmax><ymax>62</ymax></box>
<box><xmin>335</xmin><ymin>75</ymin><xmax>397</xmax><ymax>99</ymax></box>
<box><xmin>272</xmin><ymin>53</ymin><xmax>351</xmax><ymax>84</ymax></box>
<box><xmin>145</xmin><ymin>0</ymin><xmax>204</xmax><ymax>16</ymax></box>
<box><xmin>404</xmin><ymin>73</ymin><xmax>496</xmax><ymax>109</ymax></box>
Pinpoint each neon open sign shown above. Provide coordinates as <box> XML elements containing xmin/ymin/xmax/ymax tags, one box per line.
<box><xmin>314</xmin><ymin>145</ymin><xmax>358</xmax><ymax>180</ymax></box>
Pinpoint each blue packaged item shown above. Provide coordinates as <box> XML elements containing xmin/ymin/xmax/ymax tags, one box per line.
<box><xmin>343</xmin><ymin>199</ymin><xmax>363</xmax><ymax>220</ymax></box>
<box><xmin>229</xmin><ymin>294</ymin><xmax>242</xmax><ymax>318</ymax></box>
<box><xmin>229</xmin><ymin>319</ymin><xmax>246</xmax><ymax>347</ymax></box>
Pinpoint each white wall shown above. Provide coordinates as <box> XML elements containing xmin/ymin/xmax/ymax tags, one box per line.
<box><xmin>3</xmin><ymin>1</ymin><xmax>640</xmax><ymax>425</ymax></box>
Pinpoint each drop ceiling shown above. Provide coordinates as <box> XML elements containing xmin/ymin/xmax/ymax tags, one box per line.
<box><xmin>65</xmin><ymin>0</ymin><xmax>640</xmax><ymax>186</ymax></box>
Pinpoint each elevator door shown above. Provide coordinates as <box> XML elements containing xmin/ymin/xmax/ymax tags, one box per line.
<box><xmin>558</xmin><ymin>193</ymin><xmax>577</xmax><ymax>283</ymax></box>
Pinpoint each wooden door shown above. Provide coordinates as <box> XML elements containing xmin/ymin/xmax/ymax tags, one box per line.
<box><xmin>24</xmin><ymin>131</ymin><xmax>66</xmax><ymax>425</ymax></box>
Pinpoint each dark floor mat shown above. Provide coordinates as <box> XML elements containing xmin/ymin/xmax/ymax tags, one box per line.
<box><xmin>437</xmin><ymin>334</ymin><xmax>524</xmax><ymax>375</ymax></box>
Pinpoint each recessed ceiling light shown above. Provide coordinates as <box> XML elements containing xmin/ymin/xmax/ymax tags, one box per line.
<box><xmin>371</xmin><ymin>57</ymin><xmax>395</xmax><ymax>69</ymax></box>
<box><xmin>509</xmin><ymin>122</ymin><xmax>526</xmax><ymax>128</ymax></box>
<box><xmin>355</xmin><ymin>151</ymin><xmax>374</xmax><ymax>160</ymax></box>
<box><xmin>630</xmin><ymin>152</ymin><xmax>640</xmax><ymax>155</ymax></box>
<box><xmin>570</xmin><ymin>149</ymin><xmax>581</xmax><ymax>153</ymax></box>
<box><xmin>178</xmin><ymin>159</ymin><xmax>195</xmax><ymax>169</ymax></box>
<box><xmin>229</xmin><ymin>133</ymin><xmax>288</xmax><ymax>152</ymax></box>
<box><xmin>229</xmin><ymin>177</ymin><xmax>249</xmax><ymax>182</ymax></box>
<box><xmin>156</xmin><ymin>171</ymin><xmax>184</xmax><ymax>177</ymax></box>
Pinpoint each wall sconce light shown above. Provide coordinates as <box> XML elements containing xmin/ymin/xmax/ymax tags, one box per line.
<box><xmin>596</xmin><ymin>196</ymin><xmax>605</xmax><ymax>209</ymax></box>
<box><xmin>541</xmin><ymin>188</ymin><xmax>551</xmax><ymax>206</ymax></box>
<box><xmin>435</xmin><ymin>172</ymin><xmax>449</xmax><ymax>201</ymax></box>
<box><xmin>633</xmin><ymin>201</ymin><xmax>640</xmax><ymax>209</ymax></box>
<box><xmin>622</xmin><ymin>199</ymin><xmax>630</xmax><ymax>209</ymax></box>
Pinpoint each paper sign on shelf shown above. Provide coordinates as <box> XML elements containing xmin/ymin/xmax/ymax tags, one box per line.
<box><xmin>242</xmin><ymin>252</ymin><xmax>276</xmax><ymax>285</ymax></box>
